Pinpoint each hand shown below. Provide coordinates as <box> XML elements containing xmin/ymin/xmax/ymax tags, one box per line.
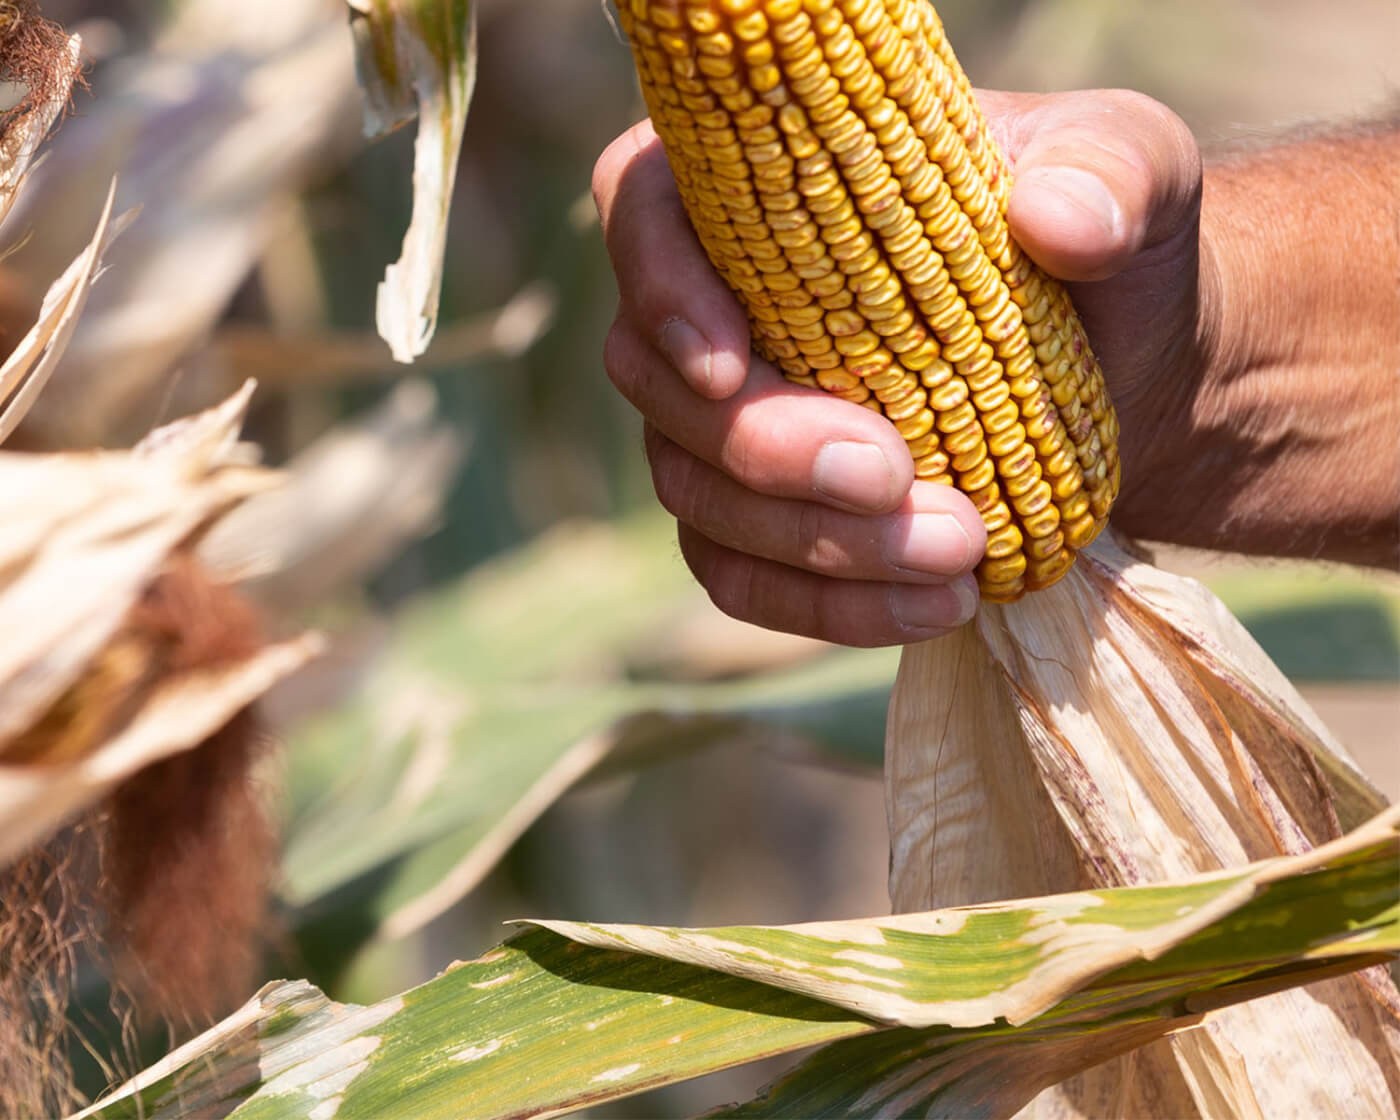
<box><xmin>593</xmin><ymin>90</ymin><xmax>1202</xmax><ymax>646</ymax></box>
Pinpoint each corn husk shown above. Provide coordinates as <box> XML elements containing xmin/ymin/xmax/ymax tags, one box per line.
<box><xmin>0</xmin><ymin>385</ymin><xmax>322</xmax><ymax>866</ymax></box>
<box><xmin>0</xmin><ymin>183</ymin><xmax>131</xmax><ymax>442</ymax></box>
<box><xmin>348</xmin><ymin>0</ymin><xmax>477</xmax><ymax>363</ymax></box>
<box><xmin>0</xmin><ymin>28</ymin><xmax>79</xmax><ymax>229</ymax></box>
<box><xmin>887</xmin><ymin>531</ymin><xmax>1399</xmax><ymax>1117</ymax></box>
<box><xmin>5</xmin><ymin>0</ymin><xmax>361</xmax><ymax>447</ymax></box>
<box><xmin>198</xmin><ymin>378</ymin><xmax>465</xmax><ymax>607</ymax></box>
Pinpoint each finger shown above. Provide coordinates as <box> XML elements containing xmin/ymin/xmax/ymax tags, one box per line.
<box><xmin>678</xmin><ymin>524</ymin><xmax>980</xmax><ymax>648</ymax></box>
<box><xmin>979</xmin><ymin>89</ymin><xmax>1202</xmax><ymax>282</ymax></box>
<box><xmin>646</xmin><ymin>426</ymin><xmax>986</xmax><ymax>582</ymax></box>
<box><xmin>607</xmin><ymin>318</ymin><xmax>915</xmax><ymax>513</ymax></box>
<box><xmin>593</xmin><ymin>120</ymin><xmax>751</xmax><ymax>399</ymax></box>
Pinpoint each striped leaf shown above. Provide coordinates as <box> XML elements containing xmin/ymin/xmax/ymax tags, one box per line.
<box><xmin>77</xmin><ymin>807</ymin><xmax>1398</xmax><ymax>1120</ymax></box>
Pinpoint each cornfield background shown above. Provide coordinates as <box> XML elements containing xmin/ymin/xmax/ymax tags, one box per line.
<box><xmin>9</xmin><ymin>0</ymin><xmax>1400</xmax><ymax>1114</ymax></box>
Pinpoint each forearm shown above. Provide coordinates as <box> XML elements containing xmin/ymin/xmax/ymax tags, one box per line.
<box><xmin>1121</xmin><ymin>121</ymin><xmax>1400</xmax><ymax>568</ymax></box>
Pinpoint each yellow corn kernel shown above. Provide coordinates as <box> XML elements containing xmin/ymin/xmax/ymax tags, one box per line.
<box><xmin>618</xmin><ymin>0</ymin><xmax>1121</xmax><ymax>601</ymax></box>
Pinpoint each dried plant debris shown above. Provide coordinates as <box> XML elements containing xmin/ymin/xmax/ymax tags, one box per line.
<box><xmin>0</xmin><ymin>389</ymin><xmax>320</xmax><ymax>1115</ymax></box>
<box><xmin>0</xmin><ymin>0</ymin><xmax>80</xmax><ymax>225</ymax></box>
<box><xmin>349</xmin><ymin>0</ymin><xmax>476</xmax><ymax>363</ymax></box>
<box><xmin>199</xmin><ymin>379</ymin><xmax>465</xmax><ymax>607</ymax></box>
<box><xmin>887</xmin><ymin>531</ymin><xmax>1399</xmax><ymax>1117</ymax></box>
<box><xmin>5</xmin><ymin>1</ymin><xmax>361</xmax><ymax>448</ymax></box>
<box><xmin>0</xmin><ymin>181</ymin><xmax>131</xmax><ymax>443</ymax></box>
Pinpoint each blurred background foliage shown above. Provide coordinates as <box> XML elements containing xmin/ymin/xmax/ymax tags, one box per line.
<box><xmin>20</xmin><ymin>0</ymin><xmax>1400</xmax><ymax>1112</ymax></box>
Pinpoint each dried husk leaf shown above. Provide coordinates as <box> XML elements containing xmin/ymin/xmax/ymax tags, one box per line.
<box><xmin>0</xmin><ymin>386</ymin><xmax>318</xmax><ymax>866</ymax></box>
<box><xmin>0</xmin><ymin>26</ymin><xmax>79</xmax><ymax>230</ymax></box>
<box><xmin>6</xmin><ymin>3</ymin><xmax>361</xmax><ymax>446</ymax></box>
<box><xmin>348</xmin><ymin>0</ymin><xmax>476</xmax><ymax>363</ymax></box>
<box><xmin>0</xmin><ymin>633</ymin><xmax>320</xmax><ymax>868</ymax></box>
<box><xmin>198</xmin><ymin>379</ymin><xmax>464</xmax><ymax>606</ymax></box>
<box><xmin>887</xmin><ymin>531</ymin><xmax>1399</xmax><ymax>1117</ymax></box>
<box><xmin>0</xmin><ymin>182</ymin><xmax>134</xmax><ymax>442</ymax></box>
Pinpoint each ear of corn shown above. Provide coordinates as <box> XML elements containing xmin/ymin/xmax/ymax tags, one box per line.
<box><xmin>617</xmin><ymin>0</ymin><xmax>1120</xmax><ymax>601</ymax></box>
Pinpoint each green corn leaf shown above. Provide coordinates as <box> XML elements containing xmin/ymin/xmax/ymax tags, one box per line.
<box><xmin>76</xmin><ymin>807</ymin><xmax>1398</xmax><ymax>1120</ymax></box>
<box><xmin>281</xmin><ymin>517</ymin><xmax>894</xmax><ymax>950</ymax></box>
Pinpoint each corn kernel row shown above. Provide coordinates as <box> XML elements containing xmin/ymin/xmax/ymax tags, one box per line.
<box><xmin>620</xmin><ymin>0</ymin><xmax>1121</xmax><ymax>600</ymax></box>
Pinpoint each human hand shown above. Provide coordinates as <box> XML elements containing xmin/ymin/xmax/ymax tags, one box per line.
<box><xmin>593</xmin><ymin>90</ymin><xmax>1202</xmax><ymax>646</ymax></box>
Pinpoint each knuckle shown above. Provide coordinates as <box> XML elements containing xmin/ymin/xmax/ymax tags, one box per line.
<box><xmin>589</xmin><ymin>153</ymin><xmax>611</xmax><ymax>214</ymax></box>
<box><xmin>717</xmin><ymin>422</ymin><xmax>758</xmax><ymax>490</ymax></box>
<box><xmin>601</xmin><ymin>317</ymin><xmax>628</xmax><ymax>386</ymax></box>
<box><xmin>592</xmin><ymin>130</ymin><xmax>643</xmax><ymax>224</ymax></box>
<box><xmin>1103</xmin><ymin>89</ymin><xmax>1197</xmax><ymax>167</ymax></box>
<box><xmin>717</xmin><ymin>404</ymin><xmax>793</xmax><ymax>495</ymax></box>
<box><xmin>700</xmin><ymin>552</ymin><xmax>756</xmax><ymax>625</ymax></box>
<box><xmin>602</xmin><ymin>315</ymin><xmax>643</xmax><ymax>400</ymax></box>
<box><xmin>648</xmin><ymin>441</ymin><xmax>700</xmax><ymax>522</ymax></box>
<box><xmin>591</xmin><ymin>151</ymin><xmax>622</xmax><ymax>227</ymax></box>
<box><xmin>793</xmin><ymin>502</ymin><xmax>850</xmax><ymax>575</ymax></box>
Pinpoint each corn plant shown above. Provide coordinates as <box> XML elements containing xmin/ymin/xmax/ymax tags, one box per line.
<box><xmin>0</xmin><ymin>1</ymin><xmax>1393</xmax><ymax>1117</ymax></box>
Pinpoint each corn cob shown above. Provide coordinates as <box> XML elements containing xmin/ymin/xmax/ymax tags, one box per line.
<box><xmin>617</xmin><ymin>0</ymin><xmax>1120</xmax><ymax>601</ymax></box>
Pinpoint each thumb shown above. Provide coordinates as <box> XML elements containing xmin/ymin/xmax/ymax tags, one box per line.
<box><xmin>980</xmin><ymin>89</ymin><xmax>1202</xmax><ymax>283</ymax></box>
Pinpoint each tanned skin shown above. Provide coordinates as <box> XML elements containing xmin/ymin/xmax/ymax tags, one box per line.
<box><xmin>593</xmin><ymin>93</ymin><xmax>1400</xmax><ymax>648</ymax></box>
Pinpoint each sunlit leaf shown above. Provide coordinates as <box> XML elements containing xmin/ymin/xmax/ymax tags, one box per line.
<box><xmin>349</xmin><ymin>0</ymin><xmax>476</xmax><ymax>362</ymax></box>
<box><xmin>76</xmin><ymin>807</ymin><xmax>1399</xmax><ymax>1120</ymax></box>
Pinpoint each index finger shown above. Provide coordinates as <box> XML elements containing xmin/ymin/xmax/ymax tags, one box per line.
<box><xmin>592</xmin><ymin>120</ymin><xmax>753</xmax><ymax>399</ymax></box>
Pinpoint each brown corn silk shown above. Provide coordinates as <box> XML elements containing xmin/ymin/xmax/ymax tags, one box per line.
<box><xmin>618</xmin><ymin>1</ymin><xmax>1400</xmax><ymax>1115</ymax></box>
<box><xmin>618</xmin><ymin>0</ymin><xmax>1119</xmax><ymax>602</ymax></box>
<box><xmin>0</xmin><ymin>387</ymin><xmax>321</xmax><ymax>1116</ymax></box>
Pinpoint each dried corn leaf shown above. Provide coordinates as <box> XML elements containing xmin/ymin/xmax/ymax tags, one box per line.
<box><xmin>887</xmin><ymin>531</ymin><xmax>1399</xmax><ymax>1118</ymax></box>
<box><xmin>0</xmin><ymin>386</ymin><xmax>311</xmax><ymax>865</ymax></box>
<box><xmin>0</xmin><ymin>182</ymin><xmax>133</xmax><ymax>443</ymax></box>
<box><xmin>349</xmin><ymin>0</ymin><xmax>476</xmax><ymax>363</ymax></box>
<box><xmin>0</xmin><ymin>29</ymin><xmax>78</xmax><ymax>228</ymax></box>
<box><xmin>198</xmin><ymin>379</ymin><xmax>464</xmax><ymax>605</ymax></box>
<box><xmin>7</xmin><ymin>3</ymin><xmax>361</xmax><ymax>446</ymax></box>
<box><xmin>0</xmin><ymin>633</ymin><xmax>321</xmax><ymax>867</ymax></box>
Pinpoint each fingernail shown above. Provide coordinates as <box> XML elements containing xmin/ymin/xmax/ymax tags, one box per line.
<box><xmin>658</xmin><ymin>318</ymin><xmax>712</xmax><ymax>391</ymax></box>
<box><xmin>811</xmin><ymin>440</ymin><xmax>899</xmax><ymax>511</ymax></box>
<box><xmin>889</xmin><ymin>575</ymin><xmax>979</xmax><ymax>633</ymax></box>
<box><xmin>1024</xmin><ymin>165</ymin><xmax>1123</xmax><ymax>240</ymax></box>
<box><xmin>884</xmin><ymin>513</ymin><xmax>974</xmax><ymax>576</ymax></box>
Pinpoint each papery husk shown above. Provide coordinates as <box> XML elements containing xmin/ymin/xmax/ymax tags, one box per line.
<box><xmin>0</xmin><ymin>182</ymin><xmax>133</xmax><ymax>442</ymax></box>
<box><xmin>887</xmin><ymin>531</ymin><xmax>1399</xmax><ymax>1118</ymax></box>
<box><xmin>0</xmin><ymin>384</ymin><xmax>320</xmax><ymax>865</ymax></box>
<box><xmin>348</xmin><ymin>0</ymin><xmax>477</xmax><ymax>363</ymax></box>
<box><xmin>0</xmin><ymin>383</ymin><xmax>328</xmax><ymax>1114</ymax></box>
<box><xmin>4</xmin><ymin>0</ymin><xmax>362</xmax><ymax>447</ymax></box>
<box><xmin>198</xmin><ymin>379</ymin><xmax>464</xmax><ymax>608</ymax></box>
